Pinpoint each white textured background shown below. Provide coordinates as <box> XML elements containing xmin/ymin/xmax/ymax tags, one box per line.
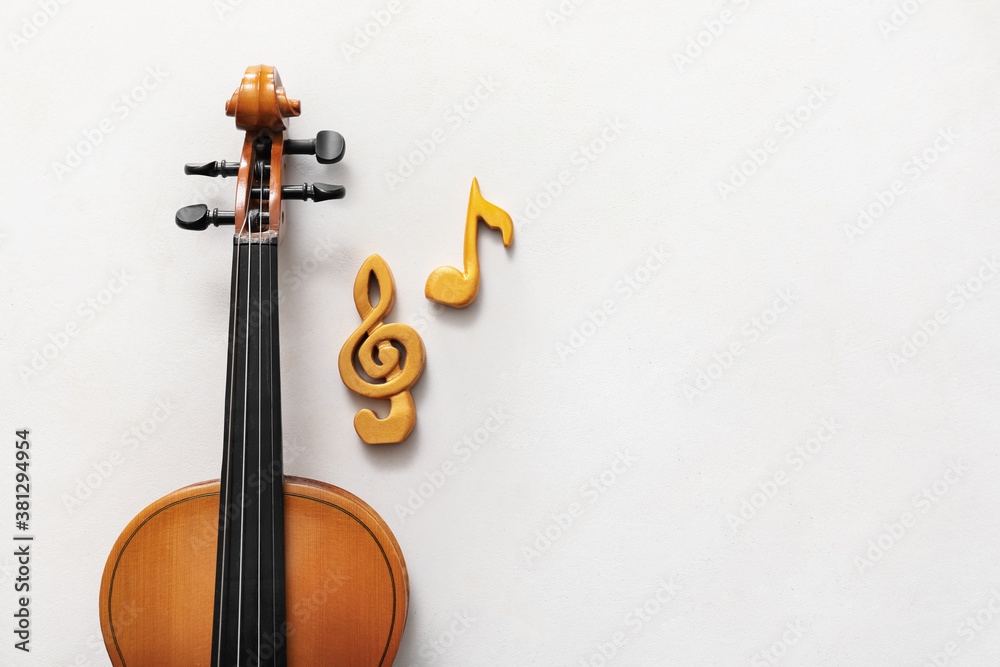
<box><xmin>2</xmin><ymin>1</ymin><xmax>1000</xmax><ymax>665</ymax></box>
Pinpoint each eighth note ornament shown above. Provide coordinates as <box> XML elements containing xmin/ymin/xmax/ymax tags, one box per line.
<box><xmin>425</xmin><ymin>178</ymin><xmax>513</xmax><ymax>308</ymax></box>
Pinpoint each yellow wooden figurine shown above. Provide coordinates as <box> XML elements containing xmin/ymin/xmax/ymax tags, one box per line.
<box><xmin>339</xmin><ymin>254</ymin><xmax>426</xmax><ymax>444</ymax></box>
<box><xmin>425</xmin><ymin>178</ymin><xmax>513</xmax><ymax>308</ymax></box>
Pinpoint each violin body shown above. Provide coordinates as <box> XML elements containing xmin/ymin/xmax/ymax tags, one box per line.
<box><xmin>100</xmin><ymin>476</ymin><xmax>407</xmax><ymax>665</ymax></box>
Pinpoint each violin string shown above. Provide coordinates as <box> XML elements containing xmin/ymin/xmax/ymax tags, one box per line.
<box><xmin>257</xmin><ymin>145</ymin><xmax>264</xmax><ymax>664</ymax></box>
<box><xmin>236</xmin><ymin>152</ymin><xmax>259</xmax><ymax>663</ymax></box>
<box><xmin>267</xmin><ymin>143</ymin><xmax>279</xmax><ymax>657</ymax></box>
<box><xmin>217</xmin><ymin>149</ymin><xmax>253</xmax><ymax>667</ymax></box>
<box><xmin>271</xmin><ymin>170</ymin><xmax>279</xmax><ymax>655</ymax></box>
<box><xmin>266</xmin><ymin>151</ymin><xmax>274</xmax><ymax>655</ymax></box>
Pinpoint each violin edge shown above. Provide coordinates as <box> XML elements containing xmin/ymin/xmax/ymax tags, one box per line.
<box><xmin>99</xmin><ymin>476</ymin><xmax>408</xmax><ymax>666</ymax></box>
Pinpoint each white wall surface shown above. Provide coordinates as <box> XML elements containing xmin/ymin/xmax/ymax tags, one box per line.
<box><xmin>3</xmin><ymin>0</ymin><xmax>1000</xmax><ymax>665</ymax></box>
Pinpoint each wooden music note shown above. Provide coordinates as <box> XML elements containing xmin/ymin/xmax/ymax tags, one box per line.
<box><xmin>339</xmin><ymin>254</ymin><xmax>426</xmax><ymax>444</ymax></box>
<box><xmin>425</xmin><ymin>178</ymin><xmax>513</xmax><ymax>308</ymax></box>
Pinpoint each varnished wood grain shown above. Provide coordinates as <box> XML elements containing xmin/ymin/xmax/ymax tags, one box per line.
<box><xmin>226</xmin><ymin>65</ymin><xmax>300</xmax><ymax>132</ymax></box>
<box><xmin>99</xmin><ymin>476</ymin><xmax>408</xmax><ymax>666</ymax></box>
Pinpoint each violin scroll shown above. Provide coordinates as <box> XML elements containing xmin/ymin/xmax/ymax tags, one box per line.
<box><xmin>225</xmin><ymin>65</ymin><xmax>300</xmax><ymax>132</ymax></box>
<box><xmin>175</xmin><ymin>65</ymin><xmax>347</xmax><ymax>236</ymax></box>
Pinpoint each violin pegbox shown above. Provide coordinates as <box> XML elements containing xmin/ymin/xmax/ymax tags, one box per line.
<box><xmin>175</xmin><ymin>64</ymin><xmax>347</xmax><ymax>237</ymax></box>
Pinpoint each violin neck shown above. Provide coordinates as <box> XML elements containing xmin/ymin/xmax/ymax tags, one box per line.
<box><xmin>211</xmin><ymin>236</ymin><xmax>288</xmax><ymax>666</ymax></box>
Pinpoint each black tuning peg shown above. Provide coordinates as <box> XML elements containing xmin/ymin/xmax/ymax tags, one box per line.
<box><xmin>176</xmin><ymin>205</ymin><xmax>236</xmax><ymax>231</ymax></box>
<box><xmin>285</xmin><ymin>131</ymin><xmax>345</xmax><ymax>164</ymax></box>
<box><xmin>282</xmin><ymin>183</ymin><xmax>346</xmax><ymax>202</ymax></box>
<box><xmin>184</xmin><ymin>161</ymin><xmax>240</xmax><ymax>177</ymax></box>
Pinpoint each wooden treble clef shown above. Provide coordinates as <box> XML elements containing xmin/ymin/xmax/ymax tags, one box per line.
<box><xmin>339</xmin><ymin>254</ymin><xmax>426</xmax><ymax>444</ymax></box>
<box><xmin>424</xmin><ymin>178</ymin><xmax>513</xmax><ymax>308</ymax></box>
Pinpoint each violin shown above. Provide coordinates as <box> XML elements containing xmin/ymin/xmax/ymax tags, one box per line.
<box><xmin>99</xmin><ymin>65</ymin><xmax>408</xmax><ymax>666</ymax></box>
